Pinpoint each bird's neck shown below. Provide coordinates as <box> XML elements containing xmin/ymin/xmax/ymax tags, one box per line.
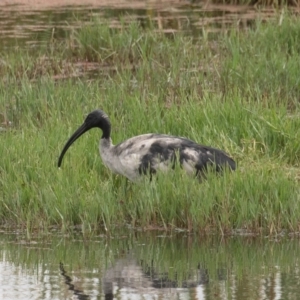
<box><xmin>100</xmin><ymin>137</ymin><xmax>113</xmax><ymax>150</ymax></box>
<box><xmin>101</xmin><ymin>118</ymin><xmax>111</xmax><ymax>139</ymax></box>
<box><xmin>99</xmin><ymin>138</ymin><xmax>121</xmax><ymax>174</ymax></box>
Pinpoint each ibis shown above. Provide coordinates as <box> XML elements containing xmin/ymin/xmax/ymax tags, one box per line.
<box><xmin>58</xmin><ymin>110</ymin><xmax>236</xmax><ymax>181</ymax></box>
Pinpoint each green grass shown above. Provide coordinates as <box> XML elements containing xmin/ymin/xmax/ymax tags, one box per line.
<box><xmin>0</xmin><ymin>13</ymin><xmax>300</xmax><ymax>234</ymax></box>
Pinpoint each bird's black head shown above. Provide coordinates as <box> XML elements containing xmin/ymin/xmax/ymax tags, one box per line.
<box><xmin>84</xmin><ymin>110</ymin><xmax>110</xmax><ymax>133</ymax></box>
<box><xmin>57</xmin><ymin>109</ymin><xmax>111</xmax><ymax>167</ymax></box>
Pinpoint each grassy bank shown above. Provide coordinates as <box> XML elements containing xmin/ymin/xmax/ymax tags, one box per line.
<box><xmin>0</xmin><ymin>13</ymin><xmax>300</xmax><ymax>234</ymax></box>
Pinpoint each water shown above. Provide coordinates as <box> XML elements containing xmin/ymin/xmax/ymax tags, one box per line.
<box><xmin>0</xmin><ymin>230</ymin><xmax>300</xmax><ymax>300</ymax></box>
<box><xmin>0</xmin><ymin>1</ymin><xmax>276</xmax><ymax>49</ymax></box>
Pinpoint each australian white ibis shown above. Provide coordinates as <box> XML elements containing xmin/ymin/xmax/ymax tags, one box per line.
<box><xmin>58</xmin><ymin>110</ymin><xmax>236</xmax><ymax>181</ymax></box>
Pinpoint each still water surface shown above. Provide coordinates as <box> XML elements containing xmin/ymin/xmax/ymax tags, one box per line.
<box><xmin>0</xmin><ymin>1</ymin><xmax>276</xmax><ymax>49</ymax></box>
<box><xmin>0</xmin><ymin>230</ymin><xmax>300</xmax><ymax>299</ymax></box>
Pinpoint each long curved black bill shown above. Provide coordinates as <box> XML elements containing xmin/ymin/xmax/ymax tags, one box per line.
<box><xmin>58</xmin><ymin>123</ymin><xmax>90</xmax><ymax>167</ymax></box>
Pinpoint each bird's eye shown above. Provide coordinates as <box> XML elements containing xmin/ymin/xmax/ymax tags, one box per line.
<box><xmin>85</xmin><ymin>114</ymin><xmax>92</xmax><ymax>122</ymax></box>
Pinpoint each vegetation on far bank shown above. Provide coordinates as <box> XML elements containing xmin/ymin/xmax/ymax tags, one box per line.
<box><xmin>0</xmin><ymin>12</ymin><xmax>300</xmax><ymax>235</ymax></box>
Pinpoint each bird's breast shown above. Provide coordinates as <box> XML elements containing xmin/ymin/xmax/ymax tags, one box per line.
<box><xmin>99</xmin><ymin>139</ymin><xmax>143</xmax><ymax>181</ymax></box>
